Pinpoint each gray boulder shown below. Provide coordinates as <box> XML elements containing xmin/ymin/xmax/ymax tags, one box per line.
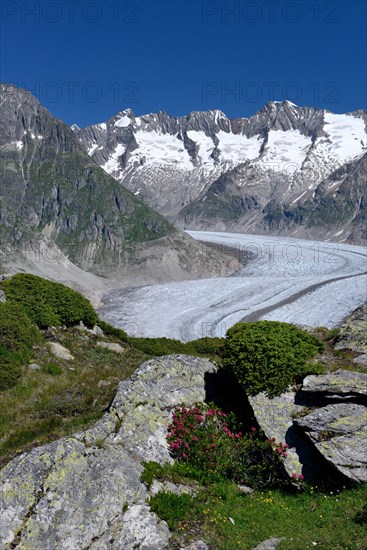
<box><xmin>93</xmin><ymin>324</ymin><xmax>105</xmax><ymax>337</ymax></box>
<box><xmin>0</xmin><ymin>355</ymin><xmax>217</xmax><ymax>549</ymax></box>
<box><xmin>247</xmin><ymin>390</ymin><xmax>306</xmax><ymax>477</ymax></box>
<box><xmin>354</xmin><ymin>353</ymin><xmax>367</xmax><ymax>366</ymax></box>
<box><xmin>335</xmin><ymin>303</ymin><xmax>367</xmax><ymax>353</ymax></box>
<box><xmin>97</xmin><ymin>341</ymin><xmax>124</xmax><ymax>353</ymax></box>
<box><xmin>49</xmin><ymin>342</ymin><xmax>74</xmax><ymax>361</ymax></box>
<box><xmin>0</xmin><ymin>289</ymin><xmax>6</xmax><ymax>302</ymax></box>
<box><xmin>28</xmin><ymin>363</ymin><xmax>41</xmax><ymax>370</ymax></box>
<box><xmin>253</xmin><ymin>538</ymin><xmax>283</xmax><ymax>549</ymax></box>
<box><xmin>295</xmin><ymin>404</ymin><xmax>367</xmax><ymax>482</ymax></box>
<box><xmin>301</xmin><ymin>369</ymin><xmax>367</xmax><ymax>398</ymax></box>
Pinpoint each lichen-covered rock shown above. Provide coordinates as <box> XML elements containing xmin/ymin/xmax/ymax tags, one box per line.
<box><xmin>247</xmin><ymin>373</ymin><xmax>367</xmax><ymax>482</ymax></box>
<box><xmin>28</xmin><ymin>363</ymin><xmax>41</xmax><ymax>370</ymax></box>
<box><xmin>302</xmin><ymin>369</ymin><xmax>367</xmax><ymax>398</ymax></box>
<box><xmin>97</xmin><ymin>341</ymin><xmax>124</xmax><ymax>353</ymax></box>
<box><xmin>335</xmin><ymin>303</ymin><xmax>367</xmax><ymax>353</ymax></box>
<box><xmin>295</xmin><ymin>403</ymin><xmax>367</xmax><ymax>482</ymax></box>
<box><xmin>111</xmin><ymin>355</ymin><xmax>217</xmax><ymax>463</ymax></box>
<box><xmin>247</xmin><ymin>390</ymin><xmax>306</xmax><ymax>476</ymax></box>
<box><xmin>0</xmin><ymin>355</ymin><xmax>217</xmax><ymax>549</ymax></box>
<box><xmin>295</xmin><ymin>403</ymin><xmax>367</xmax><ymax>440</ymax></box>
<box><xmin>49</xmin><ymin>342</ymin><xmax>74</xmax><ymax>361</ymax></box>
<box><xmin>354</xmin><ymin>353</ymin><xmax>367</xmax><ymax>365</ymax></box>
<box><xmin>252</xmin><ymin>538</ymin><xmax>283</xmax><ymax>549</ymax></box>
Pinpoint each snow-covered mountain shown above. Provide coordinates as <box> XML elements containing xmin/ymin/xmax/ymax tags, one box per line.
<box><xmin>73</xmin><ymin>101</ymin><xmax>367</xmax><ymax>243</ymax></box>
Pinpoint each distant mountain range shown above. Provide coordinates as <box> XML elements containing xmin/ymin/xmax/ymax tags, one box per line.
<box><xmin>0</xmin><ymin>84</ymin><xmax>237</xmax><ymax>286</ymax></box>
<box><xmin>73</xmin><ymin>101</ymin><xmax>367</xmax><ymax>244</ymax></box>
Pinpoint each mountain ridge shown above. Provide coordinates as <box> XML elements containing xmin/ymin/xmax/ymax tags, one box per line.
<box><xmin>0</xmin><ymin>83</ymin><xmax>239</xmax><ymax>291</ymax></box>
<box><xmin>73</xmin><ymin>101</ymin><xmax>367</xmax><ymax>244</ymax></box>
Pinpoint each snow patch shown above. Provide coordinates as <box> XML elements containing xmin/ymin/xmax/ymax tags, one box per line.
<box><xmin>101</xmin><ymin>143</ymin><xmax>126</xmax><ymax>174</ymax></box>
<box><xmin>323</xmin><ymin>112</ymin><xmax>366</xmax><ymax>162</ymax></box>
<box><xmin>217</xmin><ymin>131</ymin><xmax>261</xmax><ymax>164</ymax></box>
<box><xmin>115</xmin><ymin>115</ymin><xmax>131</xmax><ymax>128</ymax></box>
<box><xmin>130</xmin><ymin>130</ymin><xmax>192</xmax><ymax>169</ymax></box>
<box><xmin>261</xmin><ymin>130</ymin><xmax>312</xmax><ymax>173</ymax></box>
<box><xmin>88</xmin><ymin>144</ymin><xmax>99</xmax><ymax>156</ymax></box>
<box><xmin>187</xmin><ymin>131</ymin><xmax>215</xmax><ymax>164</ymax></box>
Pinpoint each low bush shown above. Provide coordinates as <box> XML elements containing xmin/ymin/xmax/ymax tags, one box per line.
<box><xmin>167</xmin><ymin>403</ymin><xmax>286</xmax><ymax>488</ymax></box>
<box><xmin>189</xmin><ymin>337</ymin><xmax>224</xmax><ymax>356</ymax></box>
<box><xmin>97</xmin><ymin>320</ymin><xmax>129</xmax><ymax>342</ymax></box>
<box><xmin>0</xmin><ymin>349</ymin><xmax>23</xmax><ymax>390</ymax></box>
<box><xmin>129</xmin><ymin>336</ymin><xmax>188</xmax><ymax>356</ymax></box>
<box><xmin>41</xmin><ymin>363</ymin><xmax>63</xmax><ymax>376</ymax></box>
<box><xmin>222</xmin><ymin>321</ymin><xmax>325</xmax><ymax>397</ymax></box>
<box><xmin>324</xmin><ymin>327</ymin><xmax>340</xmax><ymax>342</ymax></box>
<box><xmin>129</xmin><ymin>335</ymin><xmax>224</xmax><ymax>359</ymax></box>
<box><xmin>0</xmin><ymin>274</ymin><xmax>97</xmax><ymax>329</ymax></box>
<box><xmin>0</xmin><ymin>301</ymin><xmax>42</xmax><ymax>390</ymax></box>
<box><xmin>0</xmin><ymin>301</ymin><xmax>41</xmax><ymax>355</ymax></box>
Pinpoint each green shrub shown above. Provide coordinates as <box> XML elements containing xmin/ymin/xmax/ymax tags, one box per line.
<box><xmin>325</xmin><ymin>328</ymin><xmax>340</xmax><ymax>342</ymax></box>
<box><xmin>0</xmin><ymin>274</ymin><xmax>97</xmax><ymax>329</ymax></box>
<box><xmin>97</xmin><ymin>320</ymin><xmax>129</xmax><ymax>342</ymax></box>
<box><xmin>129</xmin><ymin>335</ymin><xmax>223</xmax><ymax>358</ymax></box>
<box><xmin>222</xmin><ymin>321</ymin><xmax>324</xmax><ymax>397</ymax></box>
<box><xmin>41</xmin><ymin>363</ymin><xmax>63</xmax><ymax>376</ymax></box>
<box><xmin>167</xmin><ymin>403</ymin><xmax>286</xmax><ymax>488</ymax></box>
<box><xmin>0</xmin><ymin>301</ymin><xmax>42</xmax><ymax>390</ymax></box>
<box><xmin>129</xmin><ymin>336</ymin><xmax>187</xmax><ymax>356</ymax></box>
<box><xmin>0</xmin><ymin>301</ymin><xmax>41</xmax><ymax>355</ymax></box>
<box><xmin>0</xmin><ymin>349</ymin><xmax>23</xmax><ymax>390</ymax></box>
<box><xmin>189</xmin><ymin>337</ymin><xmax>224</xmax><ymax>356</ymax></box>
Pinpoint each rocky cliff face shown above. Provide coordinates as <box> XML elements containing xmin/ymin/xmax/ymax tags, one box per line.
<box><xmin>0</xmin><ymin>84</ymin><xmax>238</xmax><ymax>282</ymax></box>
<box><xmin>75</xmin><ymin>102</ymin><xmax>367</xmax><ymax>243</ymax></box>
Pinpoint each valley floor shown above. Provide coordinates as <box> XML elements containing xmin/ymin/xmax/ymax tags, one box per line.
<box><xmin>99</xmin><ymin>232</ymin><xmax>367</xmax><ymax>341</ymax></box>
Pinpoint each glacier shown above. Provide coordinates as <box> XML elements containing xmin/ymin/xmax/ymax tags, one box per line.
<box><xmin>98</xmin><ymin>231</ymin><xmax>367</xmax><ymax>341</ymax></box>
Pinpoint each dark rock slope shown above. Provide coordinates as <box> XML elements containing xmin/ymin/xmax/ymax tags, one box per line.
<box><xmin>0</xmin><ymin>84</ymin><xmax>238</xmax><ymax>283</ymax></box>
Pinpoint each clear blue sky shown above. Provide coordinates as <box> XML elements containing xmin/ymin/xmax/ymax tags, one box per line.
<box><xmin>1</xmin><ymin>0</ymin><xmax>366</xmax><ymax>126</ymax></box>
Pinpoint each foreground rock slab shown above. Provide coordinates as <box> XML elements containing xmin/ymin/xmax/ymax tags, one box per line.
<box><xmin>247</xmin><ymin>391</ymin><xmax>305</xmax><ymax>477</ymax></box>
<box><xmin>301</xmin><ymin>369</ymin><xmax>367</xmax><ymax>398</ymax></box>
<box><xmin>0</xmin><ymin>355</ymin><xmax>217</xmax><ymax>549</ymax></box>
<box><xmin>247</xmin><ymin>370</ymin><xmax>367</xmax><ymax>483</ymax></box>
<box><xmin>335</xmin><ymin>303</ymin><xmax>367</xmax><ymax>353</ymax></box>
<box><xmin>295</xmin><ymin>403</ymin><xmax>367</xmax><ymax>482</ymax></box>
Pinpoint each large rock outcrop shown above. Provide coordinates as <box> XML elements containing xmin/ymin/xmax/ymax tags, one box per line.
<box><xmin>0</xmin><ymin>355</ymin><xmax>217</xmax><ymax>549</ymax></box>
<box><xmin>294</xmin><ymin>403</ymin><xmax>367</xmax><ymax>482</ymax></box>
<box><xmin>335</xmin><ymin>303</ymin><xmax>367</xmax><ymax>353</ymax></box>
<box><xmin>248</xmin><ymin>369</ymin><xmax>367</xmax><ymax>483</ymax></box>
